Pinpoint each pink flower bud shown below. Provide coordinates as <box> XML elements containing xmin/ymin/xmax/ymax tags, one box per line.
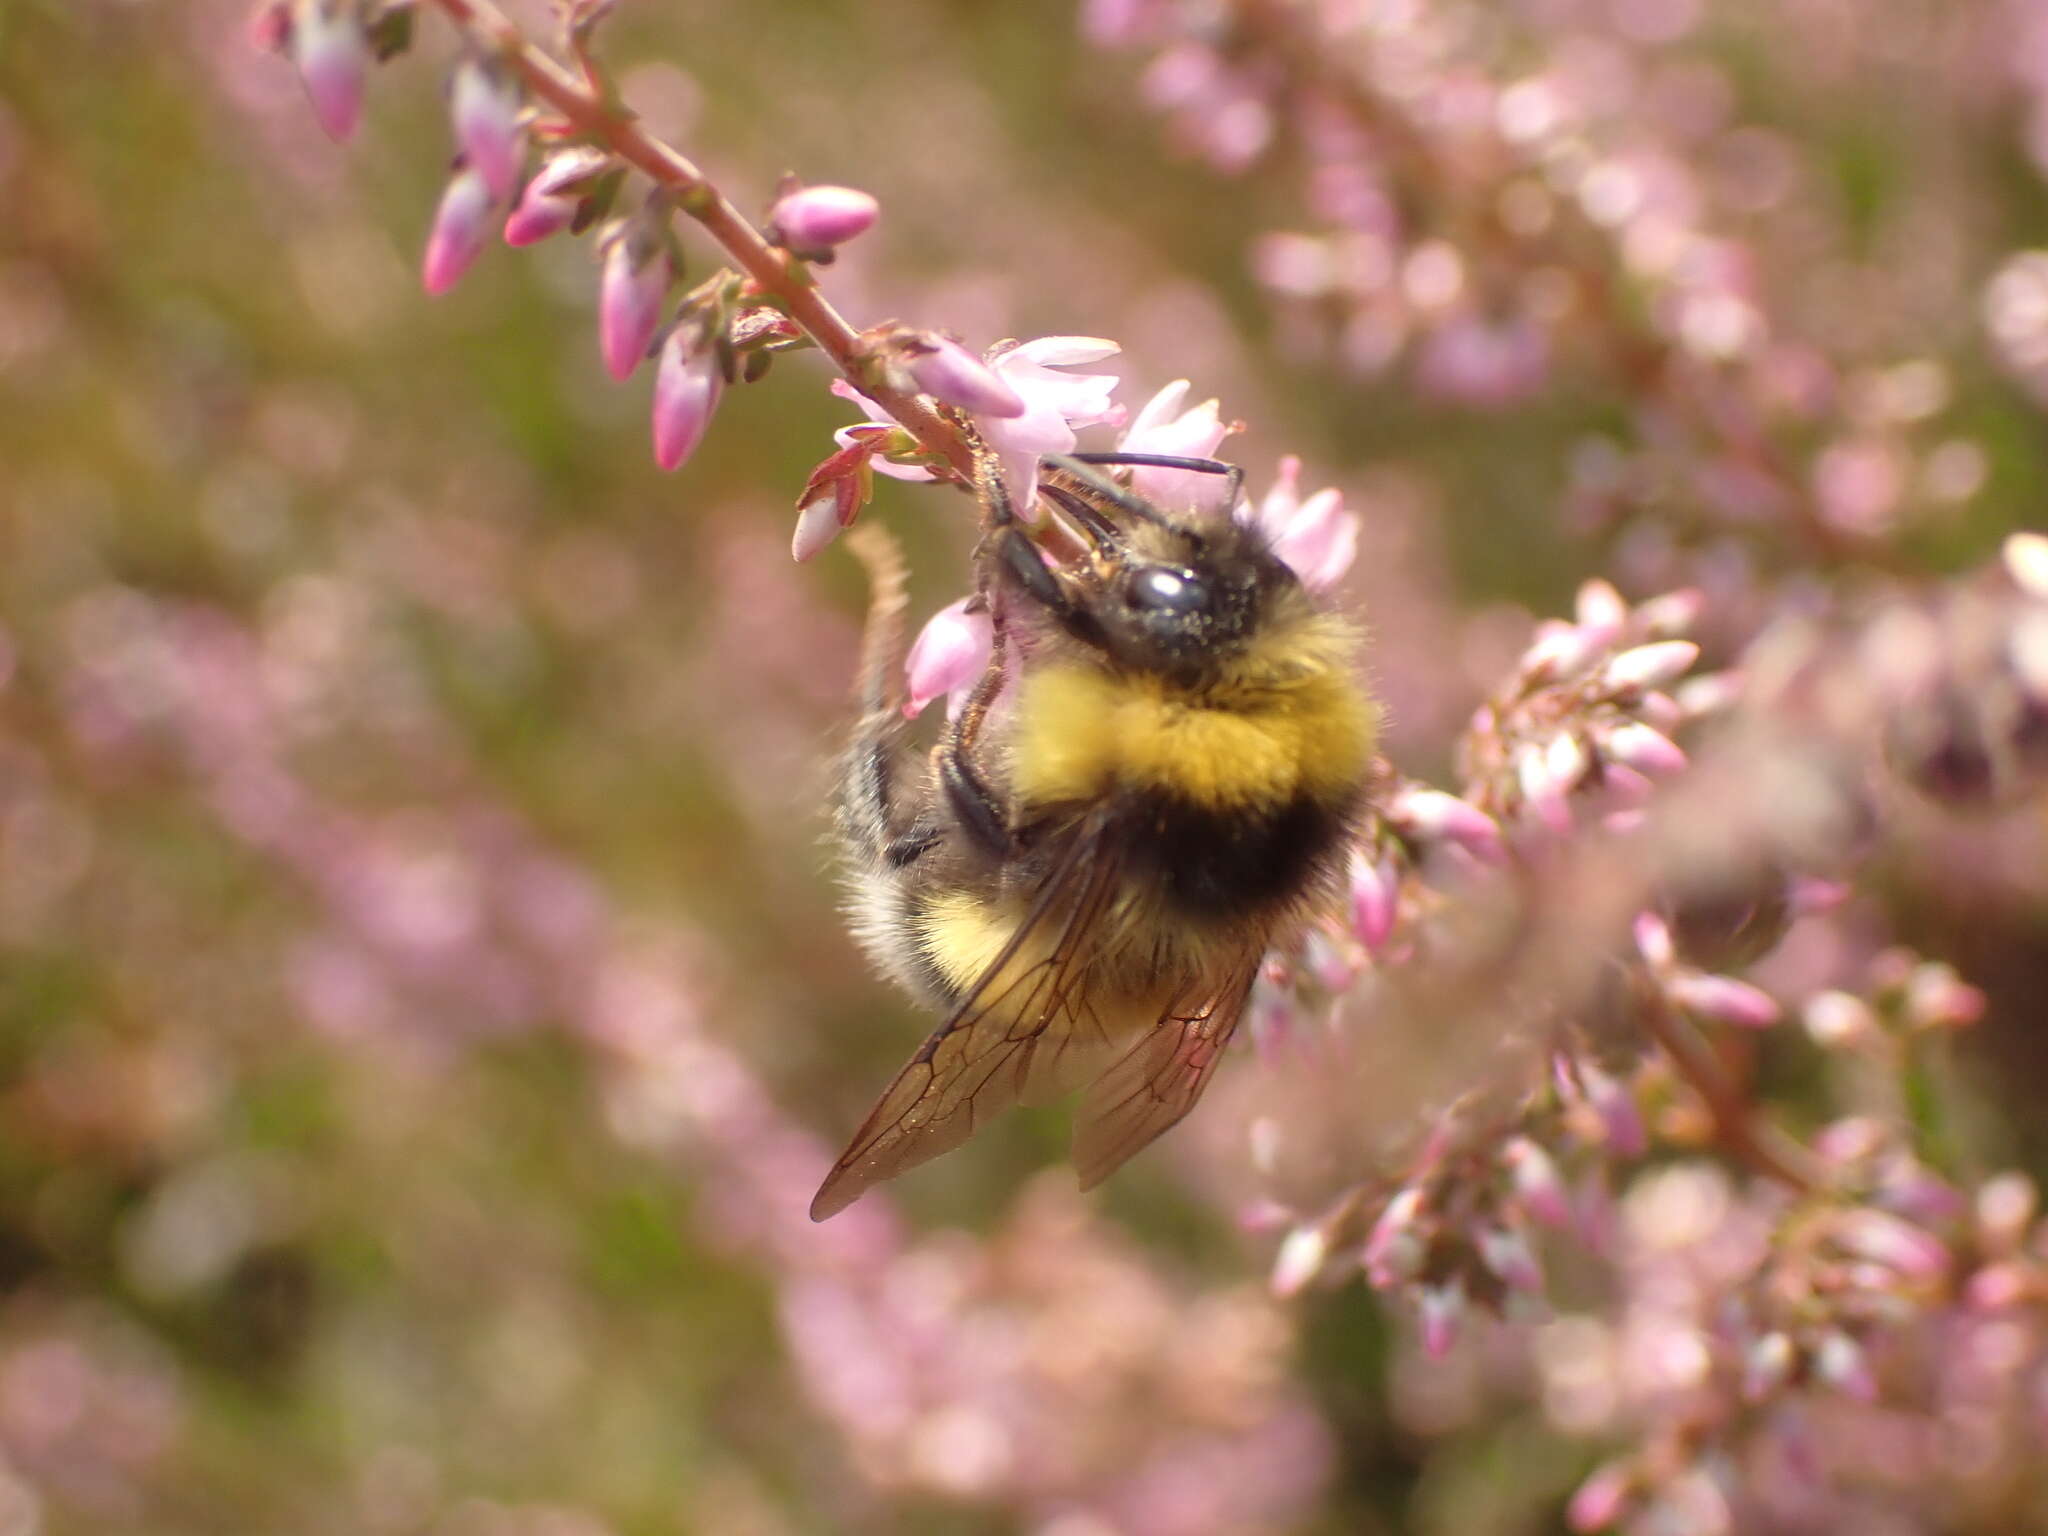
<box><xmin>1977</xmin><ymin>1171</ymin><xmax>2037</xmax><ymax>1249</ymax></box>
<box><xmin>1516</xmin><ymin>742</ymin><xmax>1575</xmax><ymax>832</ymax></box>
<box><xmin>505</xmin><ymin>148</ymin><xmax>610</xmax><ymax>246</ymax></box>
<box><xmin>791</xmin><ymin>493</ymin><xmax>845</xmax><ymax>563</ymax></box>
<box><xmin>1579</xmin><ymin>1064</ymin><xmax>1646</xmax><ymax>1156</ymax></box>
<box><xmin>1813</xmin><ymin>1330</ymin><xmax>1876</xmax><ymax>1402</ymax></box>
<box><xmin>1667</xmin><ymin>971</ymin><xmax>1781</xmax><ymax>1029</ymax></box>
<box><xmin>1834</xmin><ymin>1209</ymin><xmax>1949</xmax><ymax>1281</ymax></box>
<box><xmin>1632</xmin><ymin>910</ymin><xmax>1675</xmax><ymax>970</ymax></box>
<box><xmin>422</xmin><ymin>166</ymin><xmax>493</xmax><ymax>296</ymax></box>
<box><xmin>903</xmin><ymin>599</ymin><xmax>993</xmax><ymax>719</ymax></box>
<box><xmin>1476</xmin><ymin>1225</ymin><xmax>1543</xmax><ymax>1293</ymax></box>
<box><xmin>1270</xmin><ymin>1224</ymin><xmax>1330</xmax><ymax>1298</ymax></box>
<box><xmin>249</xmin><ymin>0</ymin><xmax>292</xmax><ymax>52</ymax></box>
<box><xmin>2006</xmin><ymin>530</ymin><xmax>2048</xmax><ymax>603</ymax></box>
<box><xmin>451</xmin><ymin>57</ymin><xmax>525</xmax><ymax>201</ymax></box>
<box><xmin>1903</xmin><ymin>962</ymin><xmax>1985</xmax><ymax>1031</ymax></box>
<box><xmin>1520</xmin><ymin>622</ymin><xmax>1609</xmax><ymax>683</ymax></box>
<box><xmin>904</xmin><ymin>337</ymin><xmax>1026</xmax><ymax>418</ymax></box>
<box><xmin>1967</xmin><ymin>1261</ymin><xmax>2032</xmax><ymax>1310</ymax></box>
<box><xmin>1386</xmin><ymin>787</ymin><xmax>1504</xmax><ymax>863</ymax></box>
<box><xmin>1347</xmin><ymin>846</ymin><xmax>1401</xmax><ymax>952</ymax></box>
<box><xmin>1417</xmin><ymin>1277</ymin><xmax>1465</xmax><ymax>1358</ymax></box>
<box><xmin>598</xmin><ymin>227</ymin><xmax>673</xmax><ymax>381</ymax></box>
<box><xmin>1803</xmin><ymin>989</ymin><xmax>1877</xmax><ymax>1049</ymax></box>
<box><xmin>1503</xmin><ymin>1137</ymin><xmax>1571</xmax><ymax>1229</ymax></box>
<box><xmin>769</xmin><ymin>185</ymin><xmax>880</xmax><ymax>251</ymax></box>
<box><xmin>1601</xmin><ymin>640</ymin><xmax>1699</xmax><ymax>695</ymax></box>
<box><xmin>1742</xmin><ymin>1330</ymin><xmax>1795</xmax><ymax>1401</ymax></box>
<box><xmin>1567</xmin><ymin>1461</ymin><xmax>1633</xmax><ymax>1532</ymax></box>
<box><xmin>1598</xmin><ymin>721</ymin><xmax>1688</xmax><ymax>777</ymax></box>
<box><xmin>650</xmin><ymin>329</ymin><xmax>722</xmax><ymax>472</ymax></box>
<box><xmin>1362</xmin><ymin>1186</ymin><xmax>1427</xmax><ymax>1286</ymax></box>
<box><xmin>291</xmin><ymin>0</ymin><xmax>369</xmax><ymax>142</ymax></box>
<box><xmin>1633</xmin><ymin>587</ymin><xmax>1704</xmax><ymax>639</ymax></box>
<box><xmin>1574</xmin><ymin>578</ymin><xmax>1628</xmax><ymax>633</ymax></box>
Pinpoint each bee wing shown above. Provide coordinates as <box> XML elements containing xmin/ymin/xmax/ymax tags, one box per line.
<box><xmin>1070</xmin><ymin>942</ymin><xmax>1263</xmax><ymax>1191</ymax></box>
<box><xmin>810</xmin><ymin>813</ymin><xmax>1127</xmax><ymax>1221</ymax></box>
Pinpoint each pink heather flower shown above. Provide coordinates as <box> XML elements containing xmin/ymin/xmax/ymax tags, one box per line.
<box><xmin>1575</xmin><ymin>578</ymin><xmax>1628</xmax><ymax>634</ymax></box>
<box><xmin>2006</xmin><ymin>530</ymin><xmax>2048</xmax><ymax>601</ymax></box>
<box><xmin>450</xmin><ymin>57</ymin><xmax>525</xmax><ymax>201</ymax></box>
<box><xmin>1967</xmin><ymin>1262</ymin><xmax>2033</xmax><ymax>1311</ymax></box>
<box><xmin>1385</xmin><ymin>786</ymin><xmax>1504</xmax><ymax>863</ymax></box>
<box><xmin>1246</xmin><ymin>456</ymin><xmax>1359</xmax><ymax>591</ymax></box>
<box><xmin>598</xmin><ymin>226</ymin><xmax>673</xmax><ymax>381</ymax></box>
<box><xmin>422</xmin><ymin>167</ymin><xmax>494</xmax><ymax>297</ymax></box>
<box><xmin>1632</xmin><ymin>910</ymin><xmax>1676</xmax><ymax>970</ymax></box>
<box><xmin>1415</xmin><ymin>313</ymin><xmax>1548</xmax><ymax>407</ymax></box>
<box><xmin>1503</xmin><ymin>1137</ymin><xmax>1571</xmax><ymax>1229</ymax></box>
<box><xmin>903</xmin><ymin>598</ymin><xmax>993</xmax><ymax>720</ymax></box>
<box><xmin>1602</xmin><ymin>640</ymin><xmax>1700</xmax><ymax>695</ymax></box>
<box><xmin>768</xmin><ymin>185</ymin><xmax>880</xmax><ymax>252</ymax></box>
<box><xmin>1742</xmin><ymin>1331</ymin><xmax>1796</xmax><ymax>1402</ymax></box>
<box><xmin>1269</xmin><ymin>1224</ymin><xmax>1329</xmax><ymax>1299</ymax></box>
<box><xmin>1417</xmin><ymin>1277</ymin><xmax>1465</xmax><ymax>1358</ymax></box>
<box><xmin>1119</xmin><ymin>381</ymin><xmax>1231</xmax><ymax>511</ymax></box>
<box><xmin>1977</xmin><ymin>1172</ymin><xmax>2037</xmax><ymax>1250</ymax></box>
<box><xmin>1667</xmin><ymin>971</ymin><xmax>1781</xmax><ymax>1029</ymax></box>
<box><xmin>291</xmin><ymin>0</ymin><xmax>368</xmax><ymax>142</ymax></box>
<box><xmin>791</xmin><ymin>492</ymin><xmax>846</xmax><ymax>563</ymax></box>
<box><xmin>1361</xmin><ymin>1187</ymin><xmax>1427</xmax><ymax>1287</ymax></box>
<box><xmin>1834</xmin><ymin>1209</ymin><xmax>1950</xmax><ymax>1281</ymax></box>
<box><xmin>1476</xmin><ymin>1225</ymin><xmax>1542</xmax><ymax>1293</ymax></box>
<box><xmin>829</xmin><ymin>337</ymin><xmax>1120</xmax><ymax>505</ymax></box>
<box><xmin>1578</xmin><ymin>1063</ymin><xmax>1646</xmax><ymax>1156</ymax></box>
<box><xmin>249</xmin><ymin>0</ymin><xmax>292</xmax><ymax>53</ymax></box>
<box><xmin>1346</xmin><ymin>846</ymin><xmax>1400</xmax><ymax>953</ymax></box>
<box><xmin>980</xmin><ymin>336</ymin><xmax>1122</xmax><ymax>510</ymax></box>
<box><xmin>1521</xmin><ymin>622</ymin><xmax>1612</xmax><ymax>684</ymax></box>
<box><xmin>1567</xmin><ymin>1462</ymin><xmax>1634</xmax><ymax>1533</ymax></box>
<box><xmin>903</xmin><ymin>336</ymin><xmax>1026</xmax><ymax>418</ymax></box>
<box><xmin>1813</xmin><ymin>1330</ymin><xmax>1877</xmax><ymax>1402</ymax></box>
<box><xmin>650</xmin><ymin>329</ymin><xmax>721</xmax><ymax>472</ymax></box>
<box><xmin>1804</xmin><ymin>989</ymin><xmax>1877</xmax><ymax>1049</ymax></box>
<box><xmin>1598</xmin><ymin>721</ymin><xmax>1688</xmax><ymax>777</ymax></box>
<box><xmin>505</xmin><ymin>148</ymin><xmax>611</xmax><ymax>247</ymax></box>
<box><xmin>1634</xmin><ymin>588</ymin><xmax>1706</xmax><ymax>639</ymax></box>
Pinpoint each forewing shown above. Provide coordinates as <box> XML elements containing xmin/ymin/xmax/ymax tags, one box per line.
<box><xmin>810</xmin><ymin>814</ymin><xmax>1126</xmax><ymax>1221</ymax></box>
<box><xmin>1070</xmin><ymin>942</ymin><xmax>1263</xmax><ymax>1191</ymax></box>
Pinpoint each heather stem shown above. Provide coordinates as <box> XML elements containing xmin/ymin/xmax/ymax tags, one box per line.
<box><xmin>1639</xmin><ymin>988</ymin><xmax>1824</xmax><ymax>1195</ymax></box>
<box><xmin>422</xmin><ymin>0</ymin><xmax>978</xmax><ymax>482</ymax></box>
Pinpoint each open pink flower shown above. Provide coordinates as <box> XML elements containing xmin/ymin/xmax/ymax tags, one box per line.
<box><xmin>1118</xmin><ymin>380</ymin><xmax>1232</xmax><ymax>512</ymax></box>
<box><xmin>831</xmin><ymin>336</ymin><xmax>1121</xmax><ymax>511</ymax></box>
<box><xmin>1243</xmin><ymin>456</ymin><xmax>1359</xmax><ymax>590</ymax></box>
<box><xmin>978</xmin><ymin>337</ymin><xmax>1122</xmax><ymax>510</ymax></box>
<box><xmin>904</xmin><ymin>598</ymin><xmax>993</xmax><ymax>719</ymax></box>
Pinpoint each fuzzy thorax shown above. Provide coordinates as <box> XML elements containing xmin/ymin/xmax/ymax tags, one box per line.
<box><xmin>1006</xmin><ymin>616</ymin><xmax>1375</xmax><ymax>817</ymax></box>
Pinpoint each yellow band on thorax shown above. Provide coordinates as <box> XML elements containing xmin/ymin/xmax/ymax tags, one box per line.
<box><xmin>1008</xmin><ymin>641</ymin><xmax>1375</xmax><ymax>815</ymax></box>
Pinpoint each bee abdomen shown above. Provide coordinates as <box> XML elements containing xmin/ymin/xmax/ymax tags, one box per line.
<box><xmin>1124</xmin><ymin>790</ymin><xmax>1351</xmax><ymax>924</ymax></box>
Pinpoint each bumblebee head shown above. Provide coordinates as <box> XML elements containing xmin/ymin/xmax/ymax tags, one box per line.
<box><xmin>997</xmin><ymin>454</ymin><xmax>1303</xmax><ymax>684</ymax></box>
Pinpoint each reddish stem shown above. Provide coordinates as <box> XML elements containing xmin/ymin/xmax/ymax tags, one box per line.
<box><xmin>424</xmin><ymin>0</ymin><xmax>977</xmax><ymax>482</ymax></box>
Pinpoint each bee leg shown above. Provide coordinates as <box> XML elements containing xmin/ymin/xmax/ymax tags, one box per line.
<box><xmin>935</xmin><ymin>613</ymin><xmax>1019</xmax><ymax>858</ymax></box>
<box><xmin>939</xmin><ymin>742</ymin><xmax>1014</xmax><ymax>856</ymax></box>
<box><xmin>1046</xmin><ymin>452</ymin><xmax>1245</xmax><ymax>522</ymax></box>
<box><xmin>838</xmin><ymin>524</ymin><xmax>922</xmax><ymax>864</ymax></box>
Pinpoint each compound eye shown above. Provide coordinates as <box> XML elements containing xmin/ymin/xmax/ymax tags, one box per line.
<box><xmin>1126</xmin><ymin>564</ymin><xmax>1210</xmax><ymax>616</ymax></box>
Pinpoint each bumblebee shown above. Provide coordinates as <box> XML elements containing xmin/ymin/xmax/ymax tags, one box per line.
<box><xmin>811</xmin><ymin>449</ymin><xmax>1376</xmax><ymax>1221</ymax></box>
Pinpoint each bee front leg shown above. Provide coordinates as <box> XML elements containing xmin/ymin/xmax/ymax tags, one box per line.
<box><xmin>936</xmin><ymin>616</ymin><xmax>1017</xmax><ymax>858</ymax></box>
<box><xmin>838</xmin><ymin>525</ymin><xmax>927</xmax><ymax>866</ymax></box>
